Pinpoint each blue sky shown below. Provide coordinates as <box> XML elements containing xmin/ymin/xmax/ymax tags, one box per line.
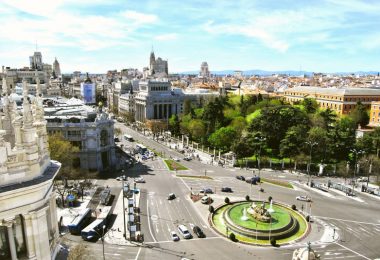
<box><xmin>1</xmin><ymin>0</ymin><xmax>380</xmax><ymax>73</ymax></box>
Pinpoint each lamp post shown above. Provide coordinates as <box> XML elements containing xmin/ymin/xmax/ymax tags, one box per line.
<box><xmin>94</xmin><ymin>225</ymin><xmax>106</xmax><ymax>260</ymax></box>
<box><xmin>305</xmin><ymin>141</ymin><xmax>318</xmax><ymax>186</ymax></box>
<box><xmin>121</xmin><ymin>170</ymin><xmax>127</xmax><ymax>240</ymax></box>
<box><xmin>350</xmin><ymin>149</ymin><xmax>364</xmax><ymax>191</ymax></box>
<box><xmin>255</xmin><ymin>136</ymin><xmax>266</xmax><ymax>178</ymax></box>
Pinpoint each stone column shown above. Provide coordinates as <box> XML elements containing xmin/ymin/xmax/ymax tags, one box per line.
<box><xmin>23</xmin><ymin>214</ymin><xmax>37</xmax><ymax>258</ymax></box>
<box><xmin>4</xmin><ymin>219</ymin><xmax>17</xmax><ymax>260</ymax></box>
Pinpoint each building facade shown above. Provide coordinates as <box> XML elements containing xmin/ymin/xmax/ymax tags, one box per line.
<box><xmin>200</xmin><ymin>62</ymin><xmax>210</xmax><ymax>78</ymax></box>
<box><xmin>149</xmin><ymin>51</ymin><xmax>168</xmax><ymax>77</ymax></box>
<box><xmin>52</xmin><ymin>58</ymin><xmax>61</xmax><ymax>77</ymax></box>
<box><xmin>284</xmin><ymin>86</ymin><xmax>380</xmax><ymax>114</ymax></box>
<box><xmin>0</xmin><ymin>78</ymin><xmax>61</xmax><ymax>260</ymax></box>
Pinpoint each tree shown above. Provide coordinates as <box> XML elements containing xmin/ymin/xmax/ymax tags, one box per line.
<box><xmin>231</xmin><ymin>136</ymin><xmax>254</xmax><ymax>159</ymax></box>
<box><xmin>301</xmin><ymin>98</ymin><xmax>319</xmax><ymax>114</ymax></box>
<box><xmin>120</xmin><ymin>111</ymin><xmax>135</xmax><ymax>123</ymax></box>
<box><xmin>114</xmin><ymin>127</ymin><xmax>122</xmax><ymax>137</ymax></box>
<box><xmin>145</xmin><ymin>120</ymin><xmax>167</xmax><ymax>139</ymax></box>
<box><xmin>208</xmin><ymin>127</ymin><xmax>237</xmax><ymax>151</ymax></box>
<box><xmin>350</xmin><ymin>101</ymin><xmax>369</xmax><ymax>127</ymax></box>
<box><xmin>229</xmin><ymin>116</ymin><xmax>246</xmax><ymax>136</ymax></box>
<box><xmin>183</xmin><ymin>99</ymin><xmax>192</xmax><ymax>115</ymax></box>
<box><xmin>48</xmin><ymin>133</ymin><xmax>80</xmax><ymax>178</ymax></box>
<box><xmin>169</xmin><ymin>114</ymin><xmax>181</xmax><ymax>136</ymax></box>
<box><xmin>306</xmin><ymin>127</ymin><xmax>329</xmax><ymax>162</ymax></box>
<box><xmin>280</xmin><ymin>125</ymin><xmax>308</xmax><ymax>160</ymax></box>
<box><xmin>188</xmin><ymin>119</ymin><xmax>206</xmax><ymax>142</ymax></box>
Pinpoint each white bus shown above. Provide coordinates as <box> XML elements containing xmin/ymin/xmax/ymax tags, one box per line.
<box><xmin>123</xmin><ymin>134</ymin><xmax>134</xmax><ymax>142</ymax></box>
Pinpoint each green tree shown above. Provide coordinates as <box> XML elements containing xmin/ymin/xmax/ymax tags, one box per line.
<box><xmin>48</xmin><ymin>133</ymin><xmax>80</xmax><ymax>178</ymax></box>
<box><xmin>350</xmin><ymin>101</ymin><xmax>369</xmax><ymax>127</ymax></box>
<box><xmin>183</xmin><ymin>99</ymin><xmax>192</xmax><ymax>115</ymax></box>
<box><xmin>280</xmin><ymin>125</ymin><xmax>308</xmax><ymax>159</ymax></box>
<box><xmin>306</xmin><ymin>127</ymin><xmax>329</xmax><ymax>162</ymax></box>
<box><xmin>208</xmin><ymin>126</ymin><xmax>237</xmax><ymax>151</ymax></box>
<box><xmin>169</xmin><ymin>114</ymin><xmax>181</xmax><ymax>136</ymax></box>
<box><xmin>188</xmin><ymin>119</ymin><xmax>206</xmax><ymax>142</ymax></box>
<box><xmin>301</xmin><ymin>98</ymin><xmax>319</xmax><ymax>114</ymax></box>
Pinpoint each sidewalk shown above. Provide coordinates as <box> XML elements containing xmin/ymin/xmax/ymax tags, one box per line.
<box><xmin>104</xmin><ymin>186</ymin><xmax>141</xmax><ymax>245</ymax></box>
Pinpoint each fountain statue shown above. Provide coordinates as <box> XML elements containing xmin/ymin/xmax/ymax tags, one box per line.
<box><xmin>241</xmin><ymin>207</ymin><xmax>249</xmax><ymax>221</ymax></box>
<box><xmin>247</xmin><ymin>201</ymin><xmax>271</xmax><ymax>222</ymax></box>
<box><xmin>267</xmin><ymin>199</ymin><xmax>275</xmax><ymax>213</ymax></box>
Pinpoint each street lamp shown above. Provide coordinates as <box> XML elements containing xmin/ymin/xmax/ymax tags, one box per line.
<box><xmin>305</xmin><ymin>141</ymin><xmax>318</xmax><ymax>186</ymax></box>
<box><xmin>350</xmin><ymin>149</ymin><xmax>364</xmax><ymax>191</ymax></box>
<box><xmin>121</xmin><ymin>170</ymin><xmax>127</xmax><ymax>240</ymax></box>
<box><xmin>94</xmin><ymin>225</ymin><xmax>106</xmax><ymax>260</ymax></box>
<box><xmin>255</xmin><ymin>136</ymin><xmax>266</xmax><ymax>178</ymax></box>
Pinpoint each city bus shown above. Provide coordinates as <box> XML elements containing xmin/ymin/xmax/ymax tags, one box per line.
<box><xmin>124</xmin><ymin>134</ymin><xmax>134</xmax><ymax>142</ymax></box>
<box><xmin>135</xmin><ymin>143</ymin><xmax>147</xmax><ymax>154</ymax></box>
<box><xmin>68</xmin><ymin>208</ymin><xmax>92</xmax><ymax>235</ymax></box>
<box><xmin>81</xmin><ymin>206</ymin><xmax>112</xmax><ymax>241</ymax></box>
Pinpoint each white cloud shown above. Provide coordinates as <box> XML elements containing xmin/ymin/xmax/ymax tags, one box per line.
<box><xmin>121</xmin><ymin>10</ymin><xmax>158</xmax><ymax>24</ymax></box>
<box><xmin>154</xmin><ymin>33</ymin><xmax>178</xmax><ymax>41</ymax></box>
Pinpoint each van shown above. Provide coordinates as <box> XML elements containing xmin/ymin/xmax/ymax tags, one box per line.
<box><xmin>178</xmin><ymin>225</ymin><xmax>192</xmax><ymax>239</ymax></box>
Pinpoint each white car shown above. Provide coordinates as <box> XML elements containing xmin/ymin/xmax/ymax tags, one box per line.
<box><xmin>173</xmin><ymin>157</ymin><xmax>180</xmax><ymax>162</ymax></box>
<box><xmin>134</xmin><ymin>177</ymin><xmax>145</xmax><ymax>183</ymax></box>
<box><xmin>171</xmin><ymin>231</ymin><xmax>180</xmax><ymax>241</ymax></box>
<box><xmin>296</xmin><ymin>195</ymin><xmax>312</xmax><ymax>202</ymax></box>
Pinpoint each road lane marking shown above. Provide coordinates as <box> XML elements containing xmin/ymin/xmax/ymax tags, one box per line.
<box><xmin>146</xmin><ymin>198</ymin><xmax>157</xmax><ymax>243</ymax></box>
<box><xmin>144</xmin><ymin>236</ymin><xmax>222</xmax><ymax>244</ymax></box>
<box><xmin>315</xmin><ymin>216</ymin><xmax>380</xmax><ymax>226</ymax></box>
<box><xmin>333</xmin><ymin>242</ymin><xmax>371</xmax><ymax>260</ymax></box>
<box><xmin>134</xmin><ymin>247</ymin><xmax>141</xmax><ymax>260</ymax></box>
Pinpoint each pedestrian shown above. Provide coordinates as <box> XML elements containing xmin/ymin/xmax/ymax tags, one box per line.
<box><xmin>301</xmin><ymin>204</ymin><xmax>304</xmax><ymax>212</ymax></box>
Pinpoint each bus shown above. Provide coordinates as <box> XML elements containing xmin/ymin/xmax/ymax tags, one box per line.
<box><xmin>328</xmin><ymin>181</ymin><xmax>354</xmax><ymax>196</ymax></box>
<box><xmin>135</xmin><ymin>143</ymin><xmax>147</xmax><ymax>154</ymax></box>
<box><xmin>124</xmin><ymin>134</ymin><xmax>134</xmax><ymax>142</ymax></box>
<box><xmin>68</xmin><ymin>208</ymin><xmax>92</xmax><ymax>235</ymax></box>
<box><xmin>81</xmin><ymin>206</ymin><xmax>112</xmax><ymax>241</ymax></box>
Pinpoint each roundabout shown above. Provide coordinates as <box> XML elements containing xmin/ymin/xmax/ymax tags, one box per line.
<box><xmin>210</xmin><ymin>200</ymin><xmax>309</xmax><ymax>246</ymax></box>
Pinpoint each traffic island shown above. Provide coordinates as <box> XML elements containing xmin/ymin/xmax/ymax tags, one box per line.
<box><xmin>210</xmin><ymin>200</ymin><xmax>308</xmax><ymax>246</ymax></box>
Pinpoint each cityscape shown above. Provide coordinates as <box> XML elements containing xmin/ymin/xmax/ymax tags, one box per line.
<box><xmin>1</xmin><ymin>1</ymin><xmax>380</xmax><ymax>260</ymax></box>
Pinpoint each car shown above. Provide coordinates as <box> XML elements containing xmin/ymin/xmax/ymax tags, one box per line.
<box><xmin>116</xmin><ymin>175</ymin><xmax>127</xmax><ymax>181</ymax></box>
<box><xmin>201</xmin><ymin>196</ymin><xmax>212</xmax><ymax>204</ymax></box>
<box><xmin>168</xmin><ymin>193</ymin><xmax>176</xmax><ymax>200</ymax></box>
<box><xmin>183</xmin><ymin>156</ymin><xmax>192</xmax><ymax>161</ymax></box>
<box><xmin>296</xmin><ymin>195</ymin><xmax>312</xmax><ymax>202</ymax></box>
<box><xmin>170</xmin><ymin>231</ymin><xmax>180</xmax><ymax>241</ymax></box>
<box><xmin>200</xmin><ymin>188</ymin><xmax>213</xmax><ymax>194</ymax></box>
<box><xmin>221</xmin><ymin>187</ymin><xmax>232</xmax><ymax>192</ymax></box>
<box><xmin>193</xmin><ymin>226</ymin><xmax>205</xmax><ymax>238</ymax></box>
<box><xmin>173</xmin><ymin>157</ymin><xmax>180</xmax><ymax>162</ymax></box>
<box><xmin>236</xmin><ymin>176</ymin><xmax>245</xmax><ymax>181</ymax></box>
<box><xmin>134</xmin><ymin>177</ymin><xmax>145</xmax><ymax>183</ymax></box>
<box><xmin>178</xmin><ymin>225</ymin><xmax>192</xmax><ymax>239</ymax></box>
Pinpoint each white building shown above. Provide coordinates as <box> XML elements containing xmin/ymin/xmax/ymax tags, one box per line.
<box><xmin>52</xmin><ymin>58</ymin><xmax>61</xmax><ymax>77</ymax></box>
<box><xmin>0</xmin><ymin>78</ymin><xmax>61</xmax><ymax>260</ymax></box>
<box><xmin>200</xmin><ymin>62</ymin><xmax>210</xmax><ymax>78</ymax></box>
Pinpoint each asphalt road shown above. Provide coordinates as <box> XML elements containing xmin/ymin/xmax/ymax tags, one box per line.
<box><xmin>109</xmin><ymin>123</ymin><xmax>380</xmax><ymax>260</ymax></box>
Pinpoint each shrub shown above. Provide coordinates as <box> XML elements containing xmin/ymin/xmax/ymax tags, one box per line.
<box><xmin>268</xmin><ymin>196</ymin><xmax>272</xmax><ymax>202</ymax></box>
<box><xmin>209</xmin><ymin>205</ymin><xmax>214</xmax><ymax>213</ymax></box>
<box><xmin>229</xmin><ymin>232</ymin><xmax>236</xmax><ymax>242</ymax></box>
<box><xmin>306</xmin><ymin>215</ymin><xmax>310</xmax><ymax>222</ymax></box>
<box><xmin>245</xmin><ymin>195</ymin><xmax>250</xmax><ymax>201</ymax></box>
<box><xmin>225</xmin><ymin>197</ymin><xmax>230</xmax><ymax>204</ymax></box>
<box><xmin>291</xmin><ymin>204</ymin><xmax>297</xmax><ymax>210</ymax></box>
<box><xmin>270</xmin><ymin>237</ymin><xmax>276</xmax><ymax>246</ymax></box>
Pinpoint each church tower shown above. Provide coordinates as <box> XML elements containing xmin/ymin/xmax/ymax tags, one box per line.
<box><xmin>149</xmin><ymin>49</ymin><xmax>155</xmax><ymax>75</ymax></box>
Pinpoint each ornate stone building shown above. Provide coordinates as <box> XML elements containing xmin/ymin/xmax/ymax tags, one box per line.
<box><xmin>149</xmin><ymin>51</ymin><xmax>168</xmax><ymax>77</ymax></box>
<box><xmin>0</xmin><ymin>77</ymin><xmax>61</xmax><ymax>259</ymax></box>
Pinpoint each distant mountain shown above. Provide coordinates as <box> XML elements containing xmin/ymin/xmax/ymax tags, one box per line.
<box><xmin>176</xmin><ymin>69</ymin><xmax>380</xmax><ymax>76</ymax></box>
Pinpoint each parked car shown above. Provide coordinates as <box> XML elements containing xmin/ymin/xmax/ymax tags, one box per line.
<box><xmin>200</xmin><ymin>188</ymin><xmax>213</xmax><ymax>194</ymax></box>
<box><xmin>192</xmin><ymin>226</ymin><xmax>205</xmax><ymax>238</ymax></box>
<box><xmin>221</xmin><ymin>187</ymin><xmax>232</xmax><ymax>192</ymax></box>
<box><xmin>183</xmin><ymin>156</ymin><xmax>192</xmax><ymax>161</ymax></box>
<box><xmin>134</xmin><ymin>177</ymin><xmax>145</xmax><ymax>183</ymax></box>
<box><xmin>171</xmin><ymin>231</ymin><xmax>180</xmax><ymax>241</ymax></box>
<box><xmin>116</xmin><ymin>175</ymin><xmax>127</xmax><ymax>181</ymax></box>
<box><xmin>296</xmin><ymin>195</ymin><xmax>312</xmax><ymax>202</ymax></box>
<box><xmin>173</xmin><ymin>157</ymin><xmax>180</xmax><ymax>162</ymax></box>
<box><xmin>236</xmin><ymin>176</ymin><xmax>245</xmax><ymax>181</ymax></box>
<box><xmin>245</xmin><ymin>178</ymin><xmax>257</xmax><ymax>184</ymax></box>
<box><xmin>168</xmin><ymin>193</ymin><xmax>176</xmax><ymax>200</ymax></box>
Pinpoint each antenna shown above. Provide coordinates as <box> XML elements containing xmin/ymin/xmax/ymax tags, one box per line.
<box><xmin>35</xmin><ymin>40</ymin><xmax>38</xmax><ymax>51</ymax></box>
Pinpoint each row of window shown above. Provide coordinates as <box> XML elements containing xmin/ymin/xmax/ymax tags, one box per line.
<box><xmin>287</xmin><ymin>93</ymin><xmax>380</xmax><ymax>102</ymax></box>
<box><xmin>151</xmin><ymin>86</ymin><xmax>168</xmax><ymax>91</ymax></box>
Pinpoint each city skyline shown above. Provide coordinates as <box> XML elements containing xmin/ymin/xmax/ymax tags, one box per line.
<box><xmin>1</xmin><ymin>0</ymin><xmax>380</xmax><ymax>73</ymax></box>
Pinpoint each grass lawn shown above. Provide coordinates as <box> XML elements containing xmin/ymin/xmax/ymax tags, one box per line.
<box><xmin>211</xmin><ymin>202</ymin><xmax>308</xmax><ymax>245</ymax></box>
<box><xmin>176</xmin><ymin>174</ymin><xmax>213</xmax><ymax>180</ymax></box>
<box><xmin>261</xmin><ymin>178</ymin><xmax>293</xmax><ymax>189</ymax></box>
<box><xmin>164</xmin><ymin>159</ymin><xmax>188</xmax><ymax>171</ymax></box>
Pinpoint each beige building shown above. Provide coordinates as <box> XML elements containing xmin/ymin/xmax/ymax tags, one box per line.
<box><xmin>284</xmin><ymin>86</ymin><xmax>380</xmax><ymax>115</ymax></box>
<box><xmin>0</xmin><ymin>78</ymin><xmax>61</xmax><ymax>259</ymax></box>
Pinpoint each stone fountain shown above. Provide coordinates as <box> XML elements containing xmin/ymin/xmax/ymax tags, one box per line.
<box><xmin>241</xmin><ymin>207</ymin><xmax>249</xmax><ymax>221</ymax></box>
<box><xmin>267</xmin><ymin>199</ymin><xmax>275</xmax><ymax>214</ymax></box>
